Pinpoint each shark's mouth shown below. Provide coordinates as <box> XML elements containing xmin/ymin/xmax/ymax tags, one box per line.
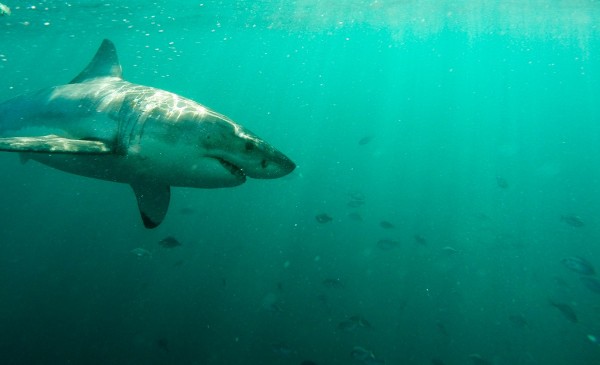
<box><xmin>216</xmin><ymin>157</ymin><xmax>246</xmax><ymax>179</ymax></box>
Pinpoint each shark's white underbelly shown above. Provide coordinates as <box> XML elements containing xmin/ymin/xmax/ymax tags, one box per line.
<box><xmin>27</xmin><ymin>152</ymin><xmax>245</xmax><ymax>188</ymax></box>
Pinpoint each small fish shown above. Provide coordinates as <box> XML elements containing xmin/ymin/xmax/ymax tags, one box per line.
<box><xmin>496</xmin><ymin>176</ymin><xmax>509</xmax><ymax>189</ymax></box>
<box><xmin>468</xmin><ymin>354</ymin><xmax>491</xmax><ymax>365</ymax></box>
<box><xmin>322</xmin><ymin>278</ymin><xmax>344</xmax><ymax>288</ymax></box>
<box><xmin>347</xmin><ymin>191</ymin><xmax>365</xmax><ymax>207</ymax></box>
<box><xmin>351</xmin><ymin>346</ymin><xmax>384</xmax><ymax>365</ymax></box>
<box><xmin>441</xmin><ymin>246</ymin><xmax>459</xmax><ymax>255</ymax></box>
<box><xmin>159</xmin><ymin>236</ymin><xmax>181</xmax><ymax>248</ymax></box>
<box><xmin>172</xmin><ymin>259</ymin><xmax>185</xmax><ymax>267</ymax></box>
<box><xmin>130</xmin><ymin>247</ymin><xmax>152</xmax><ymax>258</ymax></box>
<box><xmin>315</xmin><ymin>213</ymin><xmax>333</xmax><ymax>223</ymax></box>
<box><xmin>351</xmin><ymin>347</ymin><xmax>372</xmax><ymax>361</ymax></box>
<box><xmin>348</xmin><ymin>191</ymin><xmax>366</xmax><ymax>202</ymax></box>
<box><xmin>580</xmin><ymin>276</ymin><xmax>600</xmax><ymax>294</ymax></box>
<box><xmin>549</xmin><ymin>300</ymin><xmax>578</xmax><ymax>323</ymax></box>
<box><xmin>380</xmin><ymin>220</ymin><xmax>395</xmax><ymax>229</ymax></box>
<box><xmin>435</xmin><ymin>320</ymin><xmax>448</xmax><ymax>336</ymax></box>
<box><xmin>508</xmin><ymin>313</ymin><xmax>528</xmax><ymax>328</ymax></box>
<box><xmin>358</xmin><ymin>136</ymin><xmax>373</xmax><ymax>145</ymax></box>
<box><xmin>265</xmin><ymin>302</ymin><xmax>284</xmax><ymax>313</ymax></box>
<box><xmin>0</xmin><ymin>2</ymin><xmax>10</xmax><ymax>16</ymax></box>
<box><xmin>561</xmin><ymin>214</ymin><xmax>584</xmax><ymax>227</ymax></box>
<box><xmin>377</xmin><ymin>239</ymin><xmax>399</xmax><ymax>250</ymax></box>
<box><xmin>261</xmin><ymin>292</ymin><xmax>284</xmax><ymax>313</ymax></box>
<box><xmin>156</xmin><ymin>338</ymin><xmax>169</xmax><ymax>353</ymax></box>
<box><xmin>414</xmin><ymin>234</ymin><xmax>427</xmax><ymax>245</ymax></box>
<box><xmin>338</xmin><ymin>315</ymin><xmax>372</xmax><ymax>332</ymax></box>
<box><xmin>350</xmin><ymin>315</ymin><xmax>372</xmax><ymax>329</ymax></box>
<box><xmin>561</xmin><ymin>256</ymin><xmax>595</xmax><ymax>275</ymax></box>
<box><xmin>338</xmin><ymin>319</ymin><xmax>359</xmax><ymax>332</ymax></box>
<box><xmin>300</xmin><ymin>361</ymin><xmax>317</xmax><ymax>365</ymax></box>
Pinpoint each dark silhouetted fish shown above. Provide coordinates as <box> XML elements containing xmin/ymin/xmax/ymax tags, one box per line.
<box><xmin>496</xmin><ymin>176</ymin><xmax>508</xmax><ymax>189</ymax></box>
<box><xmin>315</xmin><ymin>213</ymin><xmax>333</xmax><ymax>223</ymax></box>
<box><xmin>561</xmin><ymin>256</ymin><xmax>595</xmax><ymax>275</ymax></box>
<box><xmin>348</xmin><ymin>191</ymin><xmax>366</xmax><ymax>201</ymax></box>
<box><xmin>349</xmin><ymin>315</ymin><xmax>372</xmax><ymax>329</ymax></box>
<box><xmin>435</xmin><ymin>320</ymin><xmax>448</xmax><ymax>336</ymax></box>
<box><xmin>300</xmin><ymin>361</ymin><xmax>317</xmax><ymax>365</ymax></box>
<box><xmin>338</xmin><ymin>315</ymin><xmax>372</xmax><ymax>332</ymax></box>
<box><xmin>580</xmin><ymin>276</ymin><xmax>600</xmax><ymax>294</ymax></box>
<box><xmin>561</xmin><ymin>214</ymin><xmax>584</xmax><ymax>227</ymax></box>
<box><xmin>549</xmin><ymin>300</ymin><xmax>578</xmax><ymax>323</ymax></box>
<box><xmin>508</xmin><ymin>313</ymin><xmax>528</xmax><ymax>328</ymax></box>
<box><xmin>414</xmin><ymin>234</ymin><xmax>427</xmax><ymax>245</ymax></box>
<box><xmin>377</xmin><ymin>239</ymin><xmax>399</xmax><ymax>250</ymax></box>
<box><xmin>338</xmin><ymin>319</ymin><xmax>360</xmax><ymax>332</ymax></box>
<box><xmin>351</xmin><ymin>346</ymin><xmax>385</xmax><ymax>365</ymax></box>
<box><xmin>159</xmin><ymin>236</ymin><xmax>181</xmax><ymax>248</ymax></box>
<box><xmin>348</xmin><ymin>191</ymin><xmax>366</xmax><ymax>207</ymax></box>
<box><xmin>156</xmin><ymin>338</ymin><xmax>169</xmax><ymax>353</ymax></box>
<box><xmin>172</xmin><ymin>259</ymin><xmax>185</xmax><ymax>267</ymax></box>
<box><xmin>380</xmin><ymin>220</ymin><xmax>395</xmax><ymax>229</ymax></box>
<box><xmin>358</xmin><ymin>136</ymin><xmax>373</xmax><ymax>145</ymax></box>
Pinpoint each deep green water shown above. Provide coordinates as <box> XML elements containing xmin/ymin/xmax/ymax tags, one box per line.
<box><xmin>1</xmin><ymin>1</ymin><xmax>600</xmax><ymax>364</ymax></box>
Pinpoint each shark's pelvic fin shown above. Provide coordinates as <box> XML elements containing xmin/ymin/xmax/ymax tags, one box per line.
<box><xmin>131</xmin><ymin>183</ymin><xmax>171</xmax><ymax>229</ymax></box>
<box><xmin>70</xmin><ymin>39</ymin><xmax>123</xmax><ymax>84</ymax></box>
<box><xmin>0</xmin><ymin>135</ymin><xmax>112</xmax><ymax>154</ymax></box>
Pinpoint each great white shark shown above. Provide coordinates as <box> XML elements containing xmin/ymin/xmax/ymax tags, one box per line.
<box><xmin>0</xmin><ymin>39</ymin><xmax>295</xmax><ymax>228</ymax></box>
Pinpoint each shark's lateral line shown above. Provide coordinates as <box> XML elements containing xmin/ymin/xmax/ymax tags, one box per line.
<box><xmin>0</xmin><ymin>39</ymin><xmax>295</xmax><ymax>228</ymax></box>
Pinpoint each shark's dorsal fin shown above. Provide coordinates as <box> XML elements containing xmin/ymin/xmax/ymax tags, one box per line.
<box><xmin>131</xmin><ymin>182</ymin><xmax>171</xmax><ymax>229</ymax></box>
<box><xmin>70</xmin><ymin>39</ymin><xmax>122</xmax><ymax>84</ymax></box>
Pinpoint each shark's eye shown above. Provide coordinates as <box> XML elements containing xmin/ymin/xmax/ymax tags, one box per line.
<box><xmin>261</xmin><ymin>159</ymin><xmax>268</xmax><ymax>168</ymax></box>
<box><xmin>245</xmin><ymin>141</ymin><xmax>255</xmax><ymax>151</ymax></box>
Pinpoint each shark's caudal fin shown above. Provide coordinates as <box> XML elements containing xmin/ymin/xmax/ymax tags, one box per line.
<box><xmin>70</xmin><ymin>39</ymin><xmax>122</xmax><ymax>83</ymax></box>
<box><xmin>131</xmin><ymin>183</ymin><xmax>171</xmax><ymax>229</ymax></box>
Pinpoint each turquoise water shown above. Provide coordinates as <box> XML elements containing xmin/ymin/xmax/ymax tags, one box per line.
<box><xmin>1</xmin><ymin>1</ymin><xmax>600</xmax><ymax>364</ymax></box>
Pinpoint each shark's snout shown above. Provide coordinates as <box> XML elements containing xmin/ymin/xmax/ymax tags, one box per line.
<box><xmin>258</xmin><ymin>150</ymin><xmax>295</xmax><ymax>179</ymax></box>
<box><xmin>236</xmin><ymin>141</ymin><xmax>295</xmax><ymax>180</ymax></box>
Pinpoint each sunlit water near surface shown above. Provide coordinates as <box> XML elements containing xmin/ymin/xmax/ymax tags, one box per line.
<box><xmin>1</xmin><ymin>1</ymin><xmax>600</xmax><ymax>364</ymax></box>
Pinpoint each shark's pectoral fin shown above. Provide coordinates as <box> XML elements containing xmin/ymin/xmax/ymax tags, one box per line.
<box><xmin>0</xmin><ymin>135</ymin><xmax>112</xmax><ymax>154</ymax></box>
<box><xmin>131</xmin><ymin>183</ymin><xmax>171</xmax><ymax>229</ymax></box>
